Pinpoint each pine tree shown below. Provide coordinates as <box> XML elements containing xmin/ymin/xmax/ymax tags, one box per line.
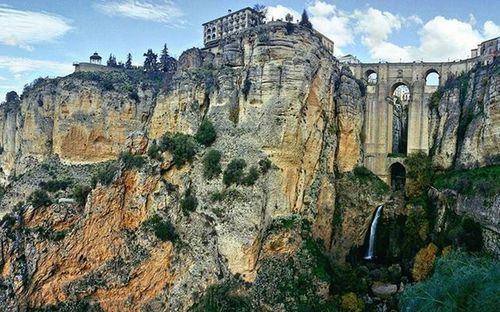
<box><xmin>299</xmin><ymin>10</ymin><xmax>312</xmax><ymax>29</ymax></box>
<box><xmin>107</xmin><ymin>54</ymin><xmax>117</xmax><ymax>67</ymax></box>
<box><xmin>143</xmin><ymin>49</ymin><xmax>158</xmax><ymax>71</ymax></box>
<box><xmin>159</xmin><ymin>44</ymin><xmax>170</xmax><ymax>72</ymax></box>
<box><xmin>125</xmin><ymin>53</ymin><xmax>132</xmax><ymax>69</ymax></box>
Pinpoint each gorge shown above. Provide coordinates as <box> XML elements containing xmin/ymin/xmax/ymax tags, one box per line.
<box><xmin>0</xmin><ymin>21</ymin><xmax>498</xmax><ymax>312</ymax></box>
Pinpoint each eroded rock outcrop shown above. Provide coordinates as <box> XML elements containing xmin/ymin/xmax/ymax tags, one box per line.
<box><xmin>0</xmin><ymin>23</ymin><xmax>368</xmax><ymax>311</ymax></box>
<box><xmin>429</xmin><ymin>59</ymin><xmax>499</xmax><ymax>169</ymax></box>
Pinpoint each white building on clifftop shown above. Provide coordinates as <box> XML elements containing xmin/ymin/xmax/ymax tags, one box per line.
<box><xmin>203</xmin><ymin>7</ymin><xmax>265</xmax><ymax>48</ymax></box>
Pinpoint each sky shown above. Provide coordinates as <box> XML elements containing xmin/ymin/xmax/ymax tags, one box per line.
<box><xmin>0</xmin><ymin>0</ymin><xmax>499</xmax><ymax>98</ymax></box>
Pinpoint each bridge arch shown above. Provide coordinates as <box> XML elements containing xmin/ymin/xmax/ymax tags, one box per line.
<box><xmin>425</xmin><ymin>68</ymin><xmax>440</xmax><ymax>86</ymax></box>
<box><xmin>365</xmin><ymin>69</ymin><xmax>378</xmax><ymax>85</ymax></box>
<box><xmin>389</xmin><ymin>81</ymin><xmax>410</xmax><ymax>154</ymax></box>
<box><xmin>388</xmin><ymin>162</ymin><xmax>406</xmax><ymax>191</ymax></box>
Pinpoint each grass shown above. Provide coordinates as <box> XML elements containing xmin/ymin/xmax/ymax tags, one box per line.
<box><xmin>352</xmin><ymin>166</ymin><xmax>390</xmax><ymax>195</ymax></box>
<box><xmin>433</xmin><ymin>165</ymin><xmax>500</xmax><ymax>196</ymax></box>
<box><xmin>399</xmin><ymin>252</ymin><xmax>500</xmax><ymax>312</ymax></box>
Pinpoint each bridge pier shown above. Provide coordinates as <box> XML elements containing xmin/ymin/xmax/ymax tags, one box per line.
<box><xmin>348</xmin><ymin>58</ymin><xmax>478</xmax><ymax>183</ymax></box>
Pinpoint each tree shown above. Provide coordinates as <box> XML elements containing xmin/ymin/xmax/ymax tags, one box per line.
<box><xmin>285</xmin><ymin>13</ymin><xmax>294</xmax><ymax>22</ymax></box>
<box><xmin>143</xmin><ymin>49</ymin><xmax>158</xmax><ymax>71</ymax></box>
<box><xmin>253</xmin><ymin>4</ymin><xmax>266</xmax><ymax>12</ymax></box>
<box><xmin>299</xmin><ymin>10</ymin><xmax>312</xmax><ymax>29</ymax></box>
<box><xmin>195</xmin><ymin>119</ymin><xmax>217</xmax><ymax>146</ymax></box>
<box><xmin>159</xmin><ymin>44</ymin><xmax>169</xmax><ymax>72</ymax></box>
<box><xmin>5</xmin><ymin>91</ymin><xmax>19</xmax><ymax>102</ymax></box>
<box><xmin>106</xmin><ymin>54</ymin><xmax>117</xmax><ymax>67</ymax></box>
<box><xmin>125</xmin><ymin>53</ymin><xmax>132</xmax><ymax>69</ymax></box>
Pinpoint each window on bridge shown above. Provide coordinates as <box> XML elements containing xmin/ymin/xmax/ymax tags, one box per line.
<box><xmin>391</xmin><ymin>84</ymin><xmax>409</xmax><ymax>155</ymax></box>
<box><xmin>425</xmin><ymin>71</ymin><xmax>440</xmax><ymax>86</ymax></box>
<box><xmin>366</xmin><ymin>70</ymin><xmax>378</xmax><ymax>85</ymax></box>
<box><xmin>389</xmin><ymin>162</ymin><xmax>406</xmax><ymax>191</ymax></box>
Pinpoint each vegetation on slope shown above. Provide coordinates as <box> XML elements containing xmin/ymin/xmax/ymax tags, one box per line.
<box><xmin>400</xmin><ymin>252</ymin><xmax>500</xmax><ymax>312</ymax></box>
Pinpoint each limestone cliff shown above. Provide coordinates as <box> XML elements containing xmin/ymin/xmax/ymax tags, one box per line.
<box><xmin>429</xmin><ymin>59</ymin><xmax>499</xmax><ymax>169</ymax></box>
<box><xmin>0</xmin><ymin>23</ymin><xmax>369</xmax><ymax>311</ymax></box>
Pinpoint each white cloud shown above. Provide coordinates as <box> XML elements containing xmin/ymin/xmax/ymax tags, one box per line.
<box><xmin>408</xmin><ymin>15</ymin><xmax>423</xmax><ymax>25</ymax></box>
<box><xmin>483</xmin><ymin>20</ymin><xmax>500</xmax><ymax>38</ymax></box>
<box><xmin>417</xmin><ymin>16</ymin><xmax>483</xmax><ymax>61</ymax></box>
<box><xmin>221</xmin><ymin>1</ymin><xmax>500</xmax><ymax>62</ymax></box>
<box><xmin>93</xmin><ymin>0</ymin><xmax>185</xmax><ymax>26</ymax></box>
<box><xmin>353</xmin><ymin>9</ymin><xmax>500</xmax><ymax>62</ymax></box>
<box><xmin>354</xmin><ymin>8</ymin><xmax>404</xmax><ymax>48</ymax></box>
<box><xmin>0</xmin><ymin>56</ymin><xmax>73</xmax><ymax>75</ymax></box>
<box><xmin>307</xmin><ymin>1</ymin><xmax>354</xmax><ymax>56</ymax></box>
<box><xmin>0</xmin><ymin>7</ymin><xmax>72</xmax><ymax>50</ymax></box>
<box><xmin>265</xmin><ymin>5</ymin><xmax>300</xmax><ymax>22</ymax></box>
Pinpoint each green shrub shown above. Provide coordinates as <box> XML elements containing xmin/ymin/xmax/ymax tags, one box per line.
<box><xmin>142</xmin><ymin>214</ymin><xmax>177</xmax><ymax>242</ymax></box>
<box><xmin>181</xmin><ymin>188</ymin><xmax>198</xmax><ymax>212</ymax></box>
<box><xmin>258</xmin><ymin>158</ymin><xmax>272</xmax><ymax>174</ymax></box>
<box><xmin>39</xmin><ymin>179</ymin><xmax>73</xmax><ymax>192</ymax></box>
<box><xmin>72</xmin><ymin>185</ymin><xmax>92</xmax><ymax>207</ymax></box>
<box><xmin>92</xmin><ymin>161</ymin><xmax>119</xmax><ymax>187</ymax></box>
<box><xmin>203</xmin><ymin>149</ymin><xmax>222</xmax><ymax>179</ymax></box>
<box><xmin>242</xmin><ymin>166</ymin><xmax>259</xmax><ymax>186</ymax></box>
<box><xmin>190</xmin><ymin>281</ymin><xmax>252</xmax><ymax>312</ymax></box>
<box><xmin>147</xmin><ymin>141</ymin><xmax>162</xmax><ymax>160</ymax></box>
<box><xmin>352</xmin><ymin>166</ymin><xmax>390</xmax><ymax>195</ymax></box>
<box><xmin>405</xmin><ymin>152</ymin><xmax>433</xmax><ymax>194</ymax></box>
<box><xmin>433</xmin><ymin>165</ymin><xmax>500</xmax><ymax>196</ymax></box>
<box><xmin>119</xmin><ymin>151</ymin><xmax>145</xmax><ymax>169</ymax></box>
<box><xmin>29</xmin><ymin>190</ymin><xmax>52</xmax><ymax>208</ymax></box>
<box><xmin>400</xmin><ymin>252</ymin><xmax>500</xmax><ymax>312</ymax></box>
<box><xmin>223</xmin><ymin>159</ymin><xmax>247</xmax><ymax>186</ymax></box>
<box><xmin>159</xmin><ymin>133</ymin><xmax>197</xmax><ymax>168</ymax></box>
<box><xmin>195</xmin><ymin>120</ymin><xmax>217</xmax><ymax>146</ymax></box>
<box><xmin>429</xmin><ymin>89</ymin><xmax>442</xmax><ymax>109</ymax></box>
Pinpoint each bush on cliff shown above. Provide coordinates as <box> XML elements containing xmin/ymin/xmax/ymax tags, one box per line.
<box><xmin>195</xmin><ymin>119</ymin><xmax>217</xmax><ymax>146</ymax></box>
<box><xmin>203</xmin><ymin>149</ymin><xmax>222</xmax><ymax>179</ymax></box>
<box><xmin>73</xmin><ymin>185</ymin><xmax>92</xmax><ymax>207</ymax></box>
<box><xmin>147</xmin><ymin>141</ymin><xmax>162</xmax><ymax>161</ymax></box>
<box><xmin>159</xmin><ymin>133</ymin><xmax>197</xmax><ymax>168</ymax></box>
<box><xmin>190</xmin><ymin>280</ymin><xmax>252</xmax><ymax>312</ymax></box>
<box><xmin>142</xmin><ymin>214</ymin><xmax>177</xmax><ymax>242</ymax></box>
<box><xmin>39</xmin><ymin>179</ymin><xmax>73</xmax><ymax>192</ymax></box>
<box><xmin>119</xmin><ymin>151</ymin><xmax>145</xmax><ymax>169</ymax></box>
<box><xmin>258</xmin><ymin>158</ymin><xmax>272</xmax><ymax>174</ymax></box>
<box><xmin>92</xmin><ymin>161</ymin><xmax>119</xmax><ymax>187</ymax></box>
<box><xmin>223</xmin><ymin>159</ymin><xmax>247</xmax><ymax>186</ymax></box>
<box><xmin>242</xmin><ymin>166</ymin><xmax>259</xmax><ymax>186</ymax></box>
<box><xmin>400</xmin><ymin>252</ymin><xmax>499</xmax><ymax>312</ymax></box>
<box><xmin>29</xmin><ymin>190</ymin><xmax>52</xmax><ymax>209</ymax></box>
<box><xmin>181</xmin><ymin>188</ymin><xmax>198</xmax><ymax>212</ymax></box>
<box><xmin>404</xmin><ymin>152</ymin><xmax>433</xmax><ymax>196</ymax></box>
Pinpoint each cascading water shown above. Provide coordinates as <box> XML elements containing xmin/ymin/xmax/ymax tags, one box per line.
<box><xmin>364</xmin><ymin>205</ymin><xmax>383</xmax><ymax>260</ymax></box>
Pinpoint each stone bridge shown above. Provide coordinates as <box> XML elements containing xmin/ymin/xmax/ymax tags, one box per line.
<box><xmin>347</xmin><ymin>58</ymin><xmax>478</xmax><ymax>188</ymax></box>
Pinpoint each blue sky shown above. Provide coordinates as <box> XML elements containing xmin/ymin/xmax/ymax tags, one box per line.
<box><xmin>0</xmin><ymin>0</ymin><xmax>499</xmax><ymax>98</ymax></box>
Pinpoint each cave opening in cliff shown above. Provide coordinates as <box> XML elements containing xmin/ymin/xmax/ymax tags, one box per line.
<box><xmin>389</xmin><ymin>162</ymin><xmax>406</xmax><ymax>191</ymax></box>
<box><xmin>391</xmin><ymin>83</ymin><xmax>410</xmax><ymax>155</ymax></box>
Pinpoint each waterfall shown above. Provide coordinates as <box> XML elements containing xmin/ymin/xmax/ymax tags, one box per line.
<box><xmin>364</xmin><ymin>205</ymin><xmax>384</xmax><ymax>260</ymax></box>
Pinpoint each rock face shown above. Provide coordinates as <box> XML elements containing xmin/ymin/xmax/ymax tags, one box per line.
<box><xmin>0</xmin><ymin>23</ymin><xmax>369</xmax><ymax>311</ymax></box>
<box><xmin>429</xmin><ymin>60</ymin><xmax>500</xmax><ymax>169</ymax></box>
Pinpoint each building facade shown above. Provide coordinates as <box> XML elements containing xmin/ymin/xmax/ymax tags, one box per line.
<box><xmin>471</xmin><ymin>36</ymin><xmax>499</xmax><ymax>64</ymax></box>
<box><xmin>203</xmin><ymin>7</ymin><xmax>265</xmax><ymax>48</ymax></box>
